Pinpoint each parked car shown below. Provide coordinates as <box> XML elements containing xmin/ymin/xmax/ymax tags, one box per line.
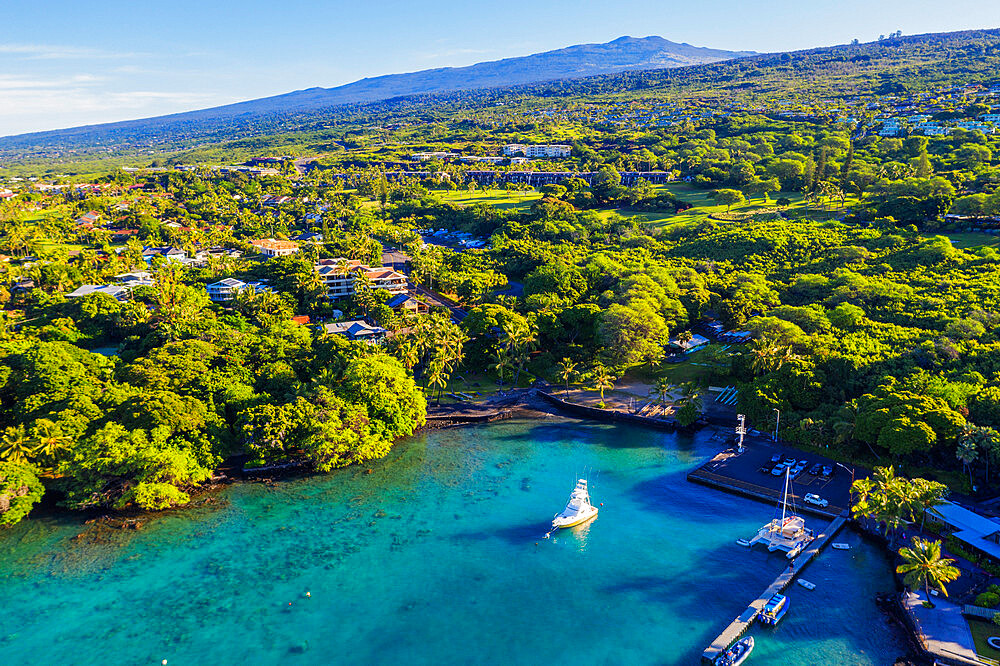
<box><xmin>798</xmin><ymin>460</ymin><xmax>809</xmax><ymax>467</ymax></box>
<box><xmin>759</xmin><ymin>465</ymin><xmax>773</xmax><ymax>474</ymax></box>
<box><xmin>808</xmin><ymin>463</ymin><xmax>823</xmax><ymax>476</ymax></box>
<box><xmin>821</xmin><ymin>465</ymin><xmax>834</xmax><ymax>478</ymax></box>
<box><xmin>791</xmin><ymin>463</ymin><xmax>807</xmax><ymax>475</ymax></box>
<box><xmin>771</xmin><ymin>454</ymin><xmax>782</xmax><ymax>463</ymax></box>
<box><xmin>783</xmin><ymin>457</ymin><xmax>796</xmax><ymax>466</ymax></box>
<box><xmin>771</xmin><ymin>465</ymin><xmax>786</xmax><ymax>476</ymax></box>
<box><xmin>804</xmin><ymin>493</ymin><xmax>829</xmax><ymax>508</ymax></box>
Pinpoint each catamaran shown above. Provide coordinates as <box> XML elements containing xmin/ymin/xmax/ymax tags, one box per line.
<box><xmin>551</xmin><ymin>479</ymin><xmax>599</xmax><ymax>530</ymax></box>
<box><xmin>742</xmin><ymin>466</ymin><xmax>814</xmax><ymax>558</ymax></box>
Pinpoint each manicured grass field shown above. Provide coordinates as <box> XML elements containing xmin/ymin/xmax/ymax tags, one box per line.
<box><xmin>967</xmin><ymin>618</ymin><xmax>1000</xmax><ymax>663</ymax></box>
<box><xmin>937</xmin><ymin>232</ymin><xmax>1000</xmax><ymax>249</ymax></box>
<box><xmin>435</xmin><ymin>189</ymin><xmax>542</xmax><ymax>210</ymax></box>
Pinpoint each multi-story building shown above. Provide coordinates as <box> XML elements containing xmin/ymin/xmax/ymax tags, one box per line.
<box><xmin>502</xmin><ymin>144</ymin><xmax>572</xmax><ymax>158</ymax></box>
<box><xmin>314</xmin><ymin>259</ymin><xmax>407</xmax><ymax>300</ymax></box>
<box><xmin>250</xmin><ymin>238</ymin><xmax>300</xmax><ymax>258</ymax></box>
<box><xmin>205</xmin><ymin>278</ymin><xmax>272</xmax><ymax>303</ymax></box>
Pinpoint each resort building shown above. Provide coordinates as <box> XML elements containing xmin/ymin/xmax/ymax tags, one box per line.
<box><xmin>250</xmin><ymin>238</ymin><xmax>300</xmax><ymax>258</ymax></box>
<box><xmin>502</xmin><ymin>144</ymin><xmax>572</xmax><ymax>158</ymax></box>
<box><xmin>314</xmin><ymin>259</ymin><xmax>407</xmax><ymax>300</ymax></box>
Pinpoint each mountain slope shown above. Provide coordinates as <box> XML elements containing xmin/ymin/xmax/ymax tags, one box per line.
<box><xmin>0</xmin><ymin>36</ymin><xmax>752</xmax><ymax>147</ymax></box>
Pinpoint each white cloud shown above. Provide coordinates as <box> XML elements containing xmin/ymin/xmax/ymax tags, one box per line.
<box><xmin>0</xmin><ymin>44</ymin><xmax>146</xmax><ymax>60</ymax></box>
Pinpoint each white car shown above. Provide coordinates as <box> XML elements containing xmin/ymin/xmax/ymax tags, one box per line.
<box><xmin>803</xmin><ymin>493</ymin><xmax>828</xmax><ymax>508</ymax></box>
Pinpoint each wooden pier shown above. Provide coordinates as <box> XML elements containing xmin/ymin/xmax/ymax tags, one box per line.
<box><xmin>700</xmin><ymin>513</ymin><xmax>849</xmax><ymax>663</ymax></box>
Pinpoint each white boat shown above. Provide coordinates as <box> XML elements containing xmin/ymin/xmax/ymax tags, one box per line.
<box><xmin>797</xmin><ymin>579</ymin><xmax>816</xmax><ymax>590</ymax></box>
<box><xmin>714</xmin><ymin>636</ymin><xmax>754</xmax><ymax>666</ymax></box>
<box><xmin>551</xmin><ymin>479</ymin><xmax>598</xmax><ymax>530</ymax></box>
<box><xmin>832</xmin><ymin>542</ymin><xmax>851</xmax><ymax>550</ymax></box>
<box><xmin>743</xmin><ymin>467</ymin><xmax>814</xmax><ymax>558</ymax></box>
<box><xmin>736</xmin><ymin>538</ymin><xmax>751</xmax><ymax>547</ymax></box>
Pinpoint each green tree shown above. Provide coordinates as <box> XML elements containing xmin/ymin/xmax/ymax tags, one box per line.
<box><xmin>713</xmin><ymin>188</ymin><xmax>746</xmax><ymax>212</ymax></box>
<box><xmin>897</xmin><ymin>537</ymin><xmax>960</xmax><ymax>602</ymax></box>
<box><xmin>0</xmin><ymin>461</ymin><xmax>44</xmax><ymax>527</ymax></box>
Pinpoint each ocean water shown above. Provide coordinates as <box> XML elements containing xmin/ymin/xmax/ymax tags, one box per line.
<box><xmin>0</xmin><ymin>417</ymin><xmax>907</xmax><ymax>665</ymax></box>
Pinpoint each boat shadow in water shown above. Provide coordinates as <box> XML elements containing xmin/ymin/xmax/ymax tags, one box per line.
<box><xmin>450</xmin><ymin>520</ymin><xmax>557</xmax><ymax>546</ymax></box>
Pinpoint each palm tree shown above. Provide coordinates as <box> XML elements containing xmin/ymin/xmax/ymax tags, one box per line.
<box><xmin>0</xmin><ymin>425</ymin><xmax>36</xmax><ymax>464</ymax></box>
<box><xmin>956</xmin><ymin>437</ymin><xmax>979</xmax><ymax>488</ymax></box>
<box><xmin>911</xmin><ymin>478</ymin><xmax>948</xmax><ymax>532</ymax></box>
<box><xmin>494</xmin><ymin>349</ymin><xmax>512</xmax><ymax>391</ymax></box>
<box><xmin>897</xmin><ymin>537</ymin><xmax>960</xmax><ymax>603</ymax></box>
<box><xmin>31</xmin><ymin>419</ymin><xmax>71</xmax><ymax>463</ymax></box>
<box><xmin>592</xmin><ymin>366</ymin><xmax>615</xmax><ymax>406</ymax></box>
<box><xmin>556</xmin><ymin>358</ymin><xmax>578</xmax><ymax>396</ymax></box>
<box><xmin>651</xmin><ymin>377</ymin><xmax>672</xmax><ymax>407</ymax></box>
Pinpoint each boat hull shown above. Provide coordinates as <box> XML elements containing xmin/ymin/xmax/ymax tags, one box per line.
<box><xmin>552</xmin><ymin>507</ymin><xmax>598</xmax><ymax>529</ymax></box>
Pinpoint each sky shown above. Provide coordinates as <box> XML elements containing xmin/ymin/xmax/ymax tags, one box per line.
<box><xmin>2</xmin><ymin>0</ymin><xmax>999</xmax><ymax>137</ymax></box>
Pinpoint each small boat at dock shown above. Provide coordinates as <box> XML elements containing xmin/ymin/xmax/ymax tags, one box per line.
<box><xmin>760</xmin><ymin>593</ymin><xmax>788</xmax><ymax>626</ymax></box>
<box><xmin>714</xmin><ymin>636</ymin><xmax>754</xmax><ymax>666</ymax></box>
<box><xmin>797</xmin><ymin>579</ymin><xmax>816</xmax><ymax>590</ymax></box>
<box><xmin>551</xmin><ymin>479</ymin><xmax>598</xmax><ymax>530</ymax></box>
<box><xmin>832</xmin><ymin>542</ymin><xmax>851</xmax><ymax>550</ymax></box>
<box><xmin>736</xmin><ymin>538</ymin><xmax>751</xmax><ymax>547</ymax></box>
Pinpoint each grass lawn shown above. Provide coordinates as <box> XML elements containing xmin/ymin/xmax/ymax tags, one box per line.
<box><xmin>435</xmin><ymin>189</ymin><xmax>541</xmax><ymax>210</ymax></box>
<box><xmin>638</xmin><ymin>343</ymin><xmax>736</xmax><ymax>386</ymax></box>
<box><xmin>934</xmin><ymin>232</ymin><xmax>1000</xmax><ymax>249</ymax></box>
<box><xmin>967</xmin><ymin>618</ymin><xmax>1000</xmax><ymax>663</ymax></box>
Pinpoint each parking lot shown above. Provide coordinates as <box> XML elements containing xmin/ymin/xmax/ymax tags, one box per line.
<box><xmin>693</xmin><ymin>435</ymin><xmax>864</xmax><ymax>516</ymax></box>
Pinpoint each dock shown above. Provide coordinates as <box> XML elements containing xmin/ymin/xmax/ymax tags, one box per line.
<box><xmin>700</xmin><ymin>513</ymin><xmax>849</xmax><ymax>662</ymax></box>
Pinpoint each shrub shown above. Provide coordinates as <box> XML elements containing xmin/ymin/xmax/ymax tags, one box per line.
<box><xmin>974</xmin><ymin>592</ymin><xmax>999</xmax><ymax>608</ymax></box>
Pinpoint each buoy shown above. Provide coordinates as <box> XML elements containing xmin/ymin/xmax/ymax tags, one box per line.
<box><xmin>162</xmin><ymin>661</ymin><xmax>168</xmax><ymax>666</ymax></box>
<box><xmin>305</xmin><ymin>591</ymin><xmax>311</xmax><ymax>598</ymax></box>
<box><xmin>288</xmin><ymin>602</ymin><xmax>293</xmax><ymax>606</ymax></box>
<box><xmin>600</xmin><ymin>503</ymin><xmax>604</xmax><ymax>506</ymax></box>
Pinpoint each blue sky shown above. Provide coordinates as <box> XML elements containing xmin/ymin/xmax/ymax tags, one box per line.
<box><xmin>2</xmin><ymin>0</ymin><xmax>999</xmax><ymax>136</ymax></box>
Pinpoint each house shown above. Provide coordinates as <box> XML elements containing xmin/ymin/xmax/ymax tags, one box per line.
<box><xmin>314</xmin><ymin>259</ymin><xmax>407</xmax><ymax>300</ymax></box>
<box><xmin>386</xmin><ymin>293</ymin><xmax>429</xmax><ymax>315</ymax></box>
<box><xmin>142</xmin><ymin>246</ymin><xmax>187</xmax><ymax>262</ymax></box>
<box><xmin>668</xmin><ymin>333</ymin><xmax>710</xmax><ymax>353</ymax></box>
<box><xmin>250</xmin><ymin>238</ymin><xmax>299</xmax><ymax>258</ymax></box>
<box><xmin>321</xmin><ymin>320</ymin><xmax>388</xmax><ymax>343</ymax></box>
<box><xmin>67</xmin><ymin>284</ymin><xmax>133</xmax><ymax>301</ymax></box>
<box><xmin>925</xmin><ymin>501</ymin><xmax>1000</xmax><ymax>563</ymax></box>
<box><xmin>290</xmin><ymin>231</ymin><xmax>323</xmax><ymax>242</ymax></box>
<box><xmin>205</xmin><ymin>278</ymin><xmax>272</xmax><ymax>303</ymax></box>
<box><xmin>114</xmin><ymin>271</ymin><xmax>154</xmax><ymax>287</ymax></box>
<box><xmin>0</xmin><ymin>189</ymin><xmax>14</xmax><ymax>199</ymax></box>
<box><xmin>74</xmin><ymin>211</ymin><xmax>100</xmax><ymax>227</ymax></box>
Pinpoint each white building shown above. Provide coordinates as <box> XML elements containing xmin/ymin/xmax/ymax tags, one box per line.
<box><xmin>314</xmin><ymin>259</ymin><xmax>407</xmax><ymax>300</ymax></box>
<box><xmin>250</xmin><ymin>238</ymin><xmax>300</xmax><ymax>258</ymax></box>
<box><xmin>205</xmin><ymin>278</ymin><xmax>273</xmax><ymax>303</ymax></box>
<box><xmin>67</xmin><ymin>284</ymin><xmax>133</xmax><ymax>302</ymax></box>
<box><xmin>502</xmin><ymin>144</ymin><xmax>572</xmax><ymax>158</ymax></box>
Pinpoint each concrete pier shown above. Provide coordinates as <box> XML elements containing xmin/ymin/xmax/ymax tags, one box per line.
<box><xmin>701</xmin><ymin>513</ymin><xmax>849</xmax><ymax>662</ymax></box>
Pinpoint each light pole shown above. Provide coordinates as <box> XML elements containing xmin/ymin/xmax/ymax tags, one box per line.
<box><xmin>773</xmin><ymin>408</ymin><xmax>780</xmax><ymax>442</ymax></box>
<box><xmin>836</xmin><ymin>462</ymin><xmax>855</xmax><ymax>486</ymax></box>
<box><xmin>736</xmin><ymin>414</ymin><xmax>747</xmax><ymax>453</ymax></box>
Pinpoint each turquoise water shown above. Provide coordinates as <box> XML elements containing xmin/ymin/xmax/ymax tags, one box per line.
<box><xmin>1</xmin><ymin>418</ymin><xmax>906</xmax><ymax>665</ymax></box>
